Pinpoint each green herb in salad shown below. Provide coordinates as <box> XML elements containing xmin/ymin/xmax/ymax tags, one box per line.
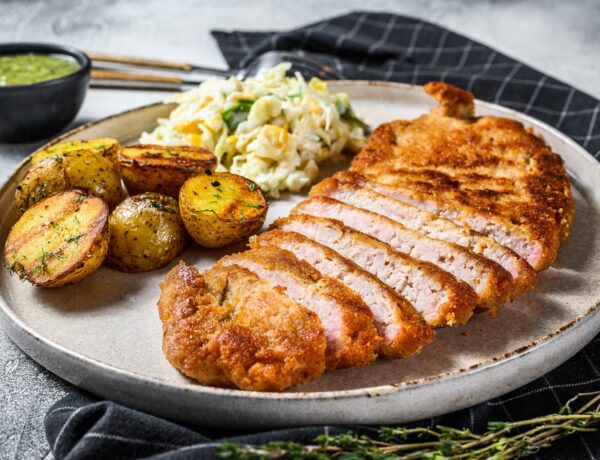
<box><xmin>337</xmin><ymin>100</ymin><xmax>369</xmax><ymax>130</ymax></box>
<box><xmin>221</xmin><ymin>99</ymin><xmax>255</xmax><ymax>131</ymax></box>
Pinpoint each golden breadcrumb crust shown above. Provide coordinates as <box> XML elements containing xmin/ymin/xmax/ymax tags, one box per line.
<box><xmin>293</xmin><ymin>195</ymin><xmax>514</xmax><ymax>314</ymax></box>
<box><xmin>251</xmin><ymin>229</ymin><xmax>435</xmax><ymax>358</ymax></box>
<box><xmin>350</xmin><ymin>82</ymin><xmax>574</xmax><ymax>270</ymax></box>
<box><xmin>217</xmin><ymin>246</ymin><xmax>381</xmax><ymax>369</ymax></box>
<box><xmin>322</xmin><ymin>172</ymin><xmax>538</xmax><ymax>299</ymax></box>
<box><xmin>158</xmin><ymin>261</ymin><xmax>327</xmax><ymax>391</ymax></box>
<box><xmin>274</xmin><ymin>214</ymin><xmax>477</xmax><ymax>328</ymax></box>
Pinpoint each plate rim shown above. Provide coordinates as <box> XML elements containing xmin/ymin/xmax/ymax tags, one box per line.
<box><xmin>1</xmin><ymin>79</ymin><xmax>600</xmax><ymax>401</ymax></box>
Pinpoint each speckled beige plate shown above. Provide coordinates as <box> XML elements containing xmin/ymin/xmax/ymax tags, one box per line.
<box><xmin>1</xmin><ymin>82</ymin><xmax>600</xmax><ymax>428</ymax></box>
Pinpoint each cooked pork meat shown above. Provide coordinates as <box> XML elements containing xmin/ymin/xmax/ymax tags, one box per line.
<box><xmin>349</xmin><ymin>82</ymin><xmax>574</xmax><ymax>271</ymax></box>
<box><xmin>274</xmin><ymin>214</ymin><xmax>476</xmax><ymax>327</ymax></box>
<box><xmin>251</xmin><ymin>230</ymin><xmax>434</xmax><ymax>358</ymax></box>
<box><xmin>311</xmin><ymin>175</ymin><xmax>537</xmax><ymax>298</ymax></box>
<box><xmin>293</xmin><ymin>197</ymin><xmax>512</xmax><ymax>313</ymax></box>
<box><xmin>157</xmin><ymin>81</ymin><xmax>574</xmax><ymax>391</ymax></box>
<box><xmin>158</xmin><ymin>262</ymin><xmax>327</xmax><ymax>391</ymax></box>
<box><xmin>217</xmin><ymin>246</ymin><xmax>380</xmax><ymax>369</ymax></box>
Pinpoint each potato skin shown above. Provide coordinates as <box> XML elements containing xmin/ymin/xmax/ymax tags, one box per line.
<box><xmin>107</xmin><ymin>193</ymin><xmax>189</xmax><ymax>272</ymax></box>
<box><xmin>179</xmin><ymin>172</ymin><xmax>268</xmax><ymax>248</ymax></box>
<box><xmin>15</xmin><ymin>152</ymin><xmax>123</xmax><ymax>214</ymax></box>
<box><xmin>4</xmin><ymin>191</ymin><xmax>109</xmax><ymax>287</ymax></box>
<box><xmin>118</xmin><ymin>144</ymin><xmax>217</xmax><ymax>198</ymax></box>
<box><xmin>32</xmin><ymin>138</ymin><xmax>120</xmax><ymax>165</ymax></box>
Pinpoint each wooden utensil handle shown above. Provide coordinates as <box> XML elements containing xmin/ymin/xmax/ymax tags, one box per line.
<box><xmin>87</xmin><ymin>51</ymin><xmax>193</xmax><ymax>72</ymax></box>
<box><xmin>90</xmin><ymin>82</ymin><xmax>181</xmax><ymax>92</ymax></box>
<box><xmin>91</xmin><ymin>69</ymin><xmax>184</xmax><ymax>84</ymax></box>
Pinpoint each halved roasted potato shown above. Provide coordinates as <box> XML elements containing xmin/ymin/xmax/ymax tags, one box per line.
<box><xmin>107</xmin><ymin>193</ymin><xmax>188</xmax><ymax>272</ymax></box>
<box><xmin>4</xmin><ymin>191</ymin><xmax>109</xmax><ymax>287</ymax></box>
<box><xmin>15</xmin><ymin>151</ymin><xmax>123</xmax><ymax>213</ymax></box>
<box><xmin>31</xmin><ymin>138</ymin><xmax>120</xmax><ymax>165</ymax></box>
<box><xmin>179</xmin><ymin>172</ymin><xmax>268</xmax><ymax>248</ymax></box>
<box><xmin>118</xmin><ymin>144</ymin><xmax>217</xmax><ymax>198</ymax></box>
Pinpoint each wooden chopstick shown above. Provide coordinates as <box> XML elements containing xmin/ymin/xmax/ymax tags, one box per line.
<box><xmin>90</xmin><ymin>82</ymin><xmax>183</xmax><ymax>92</ymax></box>
<box><xmin>87</xmin><ymin>51</ymin><xmax>193</xmax><ymax>72</ymax></box>
<box><xmin>91</xmin><ymin>69</ymin><xmax>185</xmax><ymax>85</ymax></box>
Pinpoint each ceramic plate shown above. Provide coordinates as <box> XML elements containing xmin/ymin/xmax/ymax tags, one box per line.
<box><xmin>1</xmin><ymin>81</ymin><xmax>600</xmax><ymax>428</ymax></box>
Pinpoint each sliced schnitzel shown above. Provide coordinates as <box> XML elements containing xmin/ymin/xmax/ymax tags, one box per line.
<box><xmin>350</xmin><ymin>82</ymin><xmax>574</xmax><ymax>270</ymax></box>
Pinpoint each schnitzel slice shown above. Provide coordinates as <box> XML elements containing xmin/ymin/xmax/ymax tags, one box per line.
<box><xmin>350</xmin><ymin>82</ymin><xmax>574</xmax><ymax>270</ymax></box>
<box><xmin>274</xmin><ymin>214</ymin><xmax>476</xmax><ymax>327</ymax></box>
<box><xmin>292</xmin><ymin>197</ymin><xmax>513</xmax><ymax>313</ymax></box>
<box><xmin>310</xmin><ymin>175</ymin><xmax>537</xmax><ymax>298</ymax></box>
<box><xmin>158</xmin><ymin>262</ymin><xmax>326</xmax><ymax>391</ymax></box>
<box><xmin>251</xmin><ymin>229</ymin><xmax>434</xmax><ymax>358</ymax></box>
<box><xmin>218</xmin><ymin>246</ymin><xmax>381</xmax><ymax>369</ymax></box>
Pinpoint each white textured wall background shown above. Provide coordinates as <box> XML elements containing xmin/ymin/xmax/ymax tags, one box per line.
<box><xmin>0</xmin><ymin>1</ymin><xmax>599</xmax><ymax>458</ymax></box>
<box><xmin>2</xmin><ymin>0</ymin><xmax>600</xmax><ymax>97</ymax></box>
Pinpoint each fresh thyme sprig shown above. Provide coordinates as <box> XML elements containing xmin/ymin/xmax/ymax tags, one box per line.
<box><xmin>217</xmin><ymin>390</ymin><xmax>600</xmax><ymax>459</ymax></box>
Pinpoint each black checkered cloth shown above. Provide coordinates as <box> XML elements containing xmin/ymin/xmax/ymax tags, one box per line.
<box><xmin>45</xmin><ymin>12</ymin><xmax>600</xmax><ymax>460</ymax></box>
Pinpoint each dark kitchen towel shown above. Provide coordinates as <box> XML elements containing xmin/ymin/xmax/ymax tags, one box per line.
<box><xmin>45</xmin><ymin>12</ymin><xmax>600</xmax><ymax>460</ymax></box>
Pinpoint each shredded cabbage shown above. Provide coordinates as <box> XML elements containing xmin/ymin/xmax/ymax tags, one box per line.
<box><xmin>140</xmin><ymin>63</ymin><xmax>367</xmax><ymax>198</ymax></box>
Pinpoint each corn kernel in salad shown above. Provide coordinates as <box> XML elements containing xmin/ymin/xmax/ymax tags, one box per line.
<box><xmin>140</xmin><ymin>63</ymin><xmax>367</xmax><ymax>197</ymax></box>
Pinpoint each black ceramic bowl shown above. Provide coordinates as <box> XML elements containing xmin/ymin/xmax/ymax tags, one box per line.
<box><xmin>0</xmin><ymin>43</ymin><xmax>91</xmax><ymax>143</ymax></box>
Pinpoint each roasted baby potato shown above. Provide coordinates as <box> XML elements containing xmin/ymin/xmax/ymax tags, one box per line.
<box><xmin>107</xmin><ymin>193</ymin><xmax>188</xmax><ymax>272</ymax></box>
<box><xmin>15</xmin><ymin>151</ymin><xmax>123</xmax><ymax>213</ymax></box>
<box><xmin>118</xmin><ymin>144</ymin><xmax>217</xmax><ymax>197</ymax></box>
<box><xmin>4</xmin><ymin>191</ymin><xmax>109</xmax><ymax>287</ymax></box>
<box><xmin>32</xmin><ymin>138</ymin><xmax>120</xmax><ymax>165</ymax></box>
<box><xmin>179</xmin><ymin>172</ymin><xmax>267</xmax><ymax>248</ymax></box>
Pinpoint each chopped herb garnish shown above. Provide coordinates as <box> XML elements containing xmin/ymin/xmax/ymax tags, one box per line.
<box><xmin>65</xmin><ymin>234</ymin><xmax>82</xmax><ymax>244</ymax></box>
<box><xmin>76</xmin><ymin>194</ymin><xmax>86</xmax><ymax>203</ymax></box>
<box><xmin>3</xmin><ymin>261</ymin><xmax>16</xmax><ymax>274</ymax></box>
<box><xmin>52</xmin><ymin>155</ymin><xmax>64</xmax><ymax>164</ymax></box>
<box><xmin>94</xmin><ymin>144</ymin><xmax>106</xmax><ymax>150</ymax></box>
<box><xmin>336</xmin><ymin>101</ymin><xmax>369</xmax><ymax>130</ymax></box>
<box><xmin>244</xmin><ymin>203</ymin><xmax>264</xmax><ymax>209</ymax></box>
<box><xmin>221</xmin><ymin>99</ymin><xmax>255</xmax><ymax>131</ymax></box>
<box><xmin>239</xmin><ymin>209</ymin><xmax>244</xmax><ymax>222</ymax></box>
<box><xmin>33</xmin><ymin>248</ymin><xmax>63</xmax><ymax>275</ymax></box>
<box><xmin>200</xmin><ymin>209</ymin><xmax>219</xmax><ymax>216</ymax></box>
<box><xmin>211</xmin><ymin>180</ymin><xmax>221</xmax><ymax>187</ymax></box>
<box><xmin>146</xmin><ymin>200</ymin><xmax>176</xmax><ymax>214</ymax></box>
<box><xmin>3</xmin><ymin>261</ymin><xmax>29</xmax><ymax>282</ymax></box>
<box><xmin>37</xmin><ymin>183</ymin><xmax>46</xmax><ymax>201</ymax></box>
<box><xmin>248</xmin><ymin>182</ymin><xmax>257</xmax><ymax>192</ymax></box>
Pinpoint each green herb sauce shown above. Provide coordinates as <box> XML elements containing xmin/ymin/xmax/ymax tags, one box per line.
<box><xmin>0</xmin><ymin>53</ymin><xmax>80</xmax><ymax>87</ymax></box>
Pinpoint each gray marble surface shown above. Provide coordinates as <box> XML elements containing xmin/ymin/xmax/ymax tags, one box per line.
<box><xmin>1</xmin><ymin>0</ymin><xmax>599</xmax><ymax>458</ymax></box>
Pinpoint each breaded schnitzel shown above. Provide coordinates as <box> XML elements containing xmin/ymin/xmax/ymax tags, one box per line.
<box><xmin>350</xmin><ymin>82</ymin><xmax>574</xmax><ymax>270</ymax></box>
